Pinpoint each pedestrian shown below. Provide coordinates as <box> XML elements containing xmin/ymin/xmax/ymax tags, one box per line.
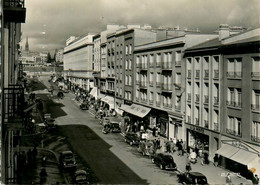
<box><xmin>213</xmin><ymin>154</ymin><xmax>219</xmax><ymax>167</ymax></box>
<box><xmin>166</xmin><ymin>140</ymin><xmax>171</xmax><ymax>153</ymax></box>
<box><xmin>180</xmin><ymin>139</ymin><xmax>184</xmax><ymax>155</ymax></box>
<box><xmin>152</xmin><ymin>127</ymin><xmax>157</xmax><ymax>137</ymax></box>
<box><xmin>40</xmin><ymin>168</ymin><xmax>47</xmax><ymax>184</ymax></box>
<box><xmin>156</xmin><ymin>139</ymin><xmax>161</xmax><ymax>150</ymax></box>
<box><xmin>185</xmin><ymin>156</ymin><xmax>192</xmax><ymax>172</ymax></box>
<box><xmin>32</xmin><ymin>146</ymin><xmax>38</xmax><ymax>162</ymax></box>
<box><xmin>225</xmin><ymin>173</ymin><xmax>232</xmax><ymax>185</ymax></box>
<box><xmin>252</xmin><ymin>174</ymin><xmax>259</xmax><ymax>185</ymax></box>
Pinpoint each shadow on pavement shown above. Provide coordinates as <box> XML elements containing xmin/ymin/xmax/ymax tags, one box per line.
<box><xmin>58</xmin><ymin>124</ymin><xmax>148</xmax><ymax>185</ymax></box>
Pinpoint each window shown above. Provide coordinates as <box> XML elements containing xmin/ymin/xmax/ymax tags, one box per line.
<box><xmin>129</xmin><ymin>59</ymin><xmax>132</xmax><ymax>69</ymax></box>
<box><xmin>176</xmin><ymin>51</ymin><xmax>181</xmax><ymax>62</ymax></box>
<box><xmin>252</xmin><ymin>57</ymin><xmax>260</xmax><ymax>78</ymax></box>
<box><xmin>149</xmin><ymin>72</ymin><xmax>153</xmax><ymax>85</ymax></box>
<box><xmin>129</xmin><ymin>44</ymin><xmax>132</xmax><ymax>54</ymax></box>
<box><xmin>136</xmin><ymin>56</ymin><xmax>140</xmax><ymax>67</ymax></box>
<box><xmin>125</xmin><ymin>60</ymin><xmax>128</xmax><ymax>70</ymax></box>
<box><xmin>251</xmin><ymin>121</ymin><xmax>260</xmax><ymax>142</ymax></box>
<box><xmin>175</xmin><ymin>73</ymin><xmax>181</xmax><ymax>86</ymax></box>
<box><xmin>150</xmin><ymin>91</ymin><xmax>154</xmax><ymax>101</ymax></box>
<box><xmin>252</xmin><ymin>90</ymin><xmax>260</xmax><ymax>111</ymax></box>
<box><xmin>156</xmin><ymin>53</ymin><xmax>161</xmax><ymax>66</ymax></box>
<box><xmin>227</xmin><ymin>58</ymin><xmax>242</xmax><ymax>78</ymax></box>
<box><xmin>150</xmin><ymin>54</ymin><xmax>154</xmax><ymax>66</ymax></box>
<box><xmin>156</xmin><ymin>73</ymin><xmax>161</xmax><ymax>86</ymax></box>
<box><xmin>227</xmin><ymin>88</ymin><xmax>241</xmax><ymax>107</ymax></box>
<box><xmin>156</xmin><ymin>93</ymin><xmax>160</xmax><ymax>105</ymax></box>
<box><xmin>227</xmin><ymin>116</ymin><xmax>241</xmax><ymax>136</ymax></box>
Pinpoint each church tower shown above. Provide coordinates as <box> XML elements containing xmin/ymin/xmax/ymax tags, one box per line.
<box><xmin>25</xmin><ymin>36</ymin><xmax>29</xmax><ymax>52</ymax></box>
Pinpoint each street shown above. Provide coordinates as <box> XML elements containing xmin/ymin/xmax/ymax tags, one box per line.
<box><xmin>40</xmin><ymin>76</ymin><xmax>179</xmax><ymax>184</ymax></box>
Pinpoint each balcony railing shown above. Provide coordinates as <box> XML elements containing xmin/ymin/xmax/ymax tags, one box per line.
<box><xmin>204</xmin><ymin>120</ymin><xmax>209</xmax><ymax>128</ymax></box>
<box><xmin>214</xmin><ymin>97</ymin><xmax>219</xmax><ymax>106</ymax></box>
<box><xmin>227</xmin><ymin>100</ymin><xmax>241</xmax><ymax>108</ymax></box>
<box><xmin>204</xmin><ymin>95</ymin><xmax>209</xmax><ymax>104</ymax></box>
<box><xmin>149</xmin><ymin>100</ymin><xmax>153</xmax><ymax>105</ymax></box>
<box><xmin>204</xmin><ymin>70</ymin><xmax>209</xmax><ymax>79</ymax></box>
<box><xmin>156</xmin><ymin>82</ymin><xmax>161</xmax><ymax>87</ymax></box>
<box><xmin>251</xmin><ymin>104</ymin><xmax>260</xmax><ymax>111</ymax></box>
<box><xmin>136</xmin><ymin>63</ymin><xmax>141</xmax><ymax>68</ymax></box>
<box><xmin>156</xmin><ymin>101</ymin><xmax>161</xmax><ymax>106</ymax></box>
<box><xmin>226</xmin><ymin>128</ymin><xmax>241</xmax><ymax>137</ymax></box>
<box><xmin>149</xmin><ymin>81</ymin><xmax>153</xmax><ymax>86</ymax></box>
<box><xmin>195</xmin><ymin>118</ymin><xmax>199</xmax><ymax>126</ymax></box>
<box><xmin>187</xmin><ymin>70</ymin><xmax>192</xmax><ymax>79</ymax></box>
<box><xmin>227</xmin><ymin>72</ymin><xmax>242</xmax><ymax>79</ymax></box>
<box><xmin>251</xmin><ymin>72</ymin><xmax>260</xmax><ymax>80</ymax></box>
<box><xmin>175</xmin><ymin>60</ymin><xmax>182</xmax><ymax>66</ymax></box>
<box><xmin>175</xmin><ymin>104</ymin><xmax>181</xmax><ymax>111</ymax></box>
<box><xmin>162</xmin><ymin>62</ymin><xmax>173</xmax><ymax>69</ymax></box>
<box><xmin>214</xmin><ymin>70</ymin><xmax>219</xmax><ymax>79</ymax></box>
<box><xmin>187</xmin><ymin>93</ymin><xmax>191</xmax><ymax>102</ymax></box>
<box><xmin>4</xmin><ymin>0</ymin><xmax>26</xmax><ymax>23</ymax></box>
<box><xmin>140</xmin><ymin>82</ymin><xmax>148</xmax><ymax>88</ymax></box>
<box><xmin>163</xmin><ymin>103</ymin><xmax>173</xmax><ymax>109</ymax></box>
<box><xmin>195</xmin><ymin>94</ymin><xmax>200</xmax><ymax>103</ymax></box>
<box><xmin>251</xmin><ymin>135</ymin><xmax>260</xmax><ymax>143</ymax></box>
<box><xmin>195</xmin><ymin>70</ymin><xmax>200</xmax><ymax>79</ymax></box>
<box><xmin>141</xmin><ymin>98</ymin><xmax>147</xmax><ymax>103</ymax></box>
<box><xmin>161</xmin><ymin>83</ymin><xmax>172</xmax><ymax>91</ymax></box>
<box><xmin>187</xmin><ymin>116</ymin><xmax>191</xmax><ymax>123</ymax></box>
<box><xmin>136</xmin><ymin>80</ymin><xmax>140</xmax><ymax>85</ymax></box>
<box><xmin>156</xmin><ymin>62</ymin><xmax>162</xmax><ymax>67</ymax></box>
<box><xmin>213</xmin><ymin>122</ymin><xmax>219</xmax><ymax>131</ymax></box>
<box><xmin>141</xmin><ymin>63</ymin><xmax>148</xmax><ymax>70</ymax></box>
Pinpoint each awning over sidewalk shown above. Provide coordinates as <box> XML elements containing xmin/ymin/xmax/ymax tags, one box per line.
<box><xmin>101</xmin><ymin>96</ymin><xmax>115</xmax><ymax>109</ymax></box>
<box><xmin>97</xmin><ymin>93</ymin><xmax>105</xmax><ymax>99</ymax></box>
<box><xmin>122</xmin><ymin>104</ymin><xmax>151</xmax><ymax>118</ymax></box>
<box><xmin>215</xmin><ymin>144</ymin><xmax>259</xmax><ymax>167</ymax></box>
<box><xmin>89</xmin><ymin>87</ymin><xmax>98</xmax><ymax>99</ymax></box>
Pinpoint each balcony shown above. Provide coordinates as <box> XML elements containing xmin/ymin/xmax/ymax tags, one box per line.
<box><xmin>204</xmin><ymin>120</ymin><xmax>209</xmax><ymax>128</ymax></box>
<box><xmin>162</xmin><ymin>62</ymin><xmax>173</xmax><ymax>70</ymax></box>
<box><xmin>140</xmin><ymin>82</ymin><xmax>148</xmax><ymax>89</ymax></box>
<box><xmin>195</xmin><ymin>118</ymin><xmax>199</xmax><ymax>126</ymax></box>
<box><xmin>227</xmin><ymin>72</ymin><xmax>242</xmax><ymax>79</ymax></box>
<box><xmin>187</xmin><ymin>70</ymin><xmax>192</xmax><ymax>79</ymax></box>
<box><xmin>156</xmin><ymin>101</ymin><xmax>161</xmax><ymax>106</ymax></box>
<box><xmin>4</xmin><ymin>0</ymin><xmax>26</xmax><ymax>23</ymax></box>
<box><xmin>226</xmin><ymin>128</ymin><xmax>241</xmax><ymax>137</ymax></box>
<box><xmin>204</xmin><ymin>70</ymin><xmax>209</xmax><ymax>79</ymax></box>
<box><xmin>251</xmin><ymin>135</ymin><xmax>260</xmax><ymax>143</ymax></box>
<box><xmin>187</xmin><ymin>93</ymin><xmax>191</xmax><ymax>102</ymax></box>
<box><xmin>175</xmin><ymin>60</ymin><xmax>182</xmax><ymax>66</ymax></box>
<box><xmin>213</xmin><ymin>122</ymin><xmax>219</xmax><ymax>132</ymax></box>
<box><xmin>195</xmin><ymin>94</ymin><xmax>200</xmax><ymax>103</ymax></box>
<box><xmin>161</xmin><ymin>83</ymin><xmax>172</xmax><ymax>92</ymax></box>
<box><xmin>214</xmin><ymin>97</ymin><xmax>219</xmax><ymax>106</ymax></box>
<box><xmin>226</xmin><ymin>100</ymin><xmax>235</xmax><ymax>107</ymax></box>
<box><xmin>251</xmin><ymin>72</ymin><xmax>260</xmax><ymax>80</ymax></box>
<box><xmin>175</xmin><ymin>104</ymin><xmax>181</xmax><ymax>111</ymax></box>
<box><xmin>163</xmin><ymin>103</ymin><xmax>173</xmax><ymax>109</ymax></box>
<box><xmin>251</xmin><ymin>104</ymin><xmax>260</xmax><ymax>111</ymax></box>
<box><xmin>204</xmin><ymin>95</ymin><xmax>209</xmax><ymax>104</ymax></box>
<box><xmin>195</xmin><ymin>70</ymin><xmax>200</xmax><ymax>79</ymax></box>
<box><xmin>214</xmin><ymin>70</ymin><xmax>219</xmax><ymax>79</ymax></box>
<box><xmin>187</xmin><ymin>116</ymin><xmax>191</xmax><ymax>123</ymax></box>
<box><xmin>140</xmin><ymin>63</ymin><xmax>148</xmax><ymax>70</ymax></box>
<box><xmin>149</xmin><ymin>100</ymin><xmax>153</xmax><ymax>105</ymax></box>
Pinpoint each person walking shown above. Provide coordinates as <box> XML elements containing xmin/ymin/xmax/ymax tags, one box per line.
<box><xmin>225</xmin><ymin>173</ymin><xmax>232</xmax><ymax>185</ymax></box>
<box><xmin>213</xmin><ymin>154</ymin><xmax>219</xmax><ymax>167</ymax></box>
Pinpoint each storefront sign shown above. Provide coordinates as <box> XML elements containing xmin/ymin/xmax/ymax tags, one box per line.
<box><xmin>190</xmin><ymin>125</ymin><xmax>204</xmax><ymax>134</ymax></box>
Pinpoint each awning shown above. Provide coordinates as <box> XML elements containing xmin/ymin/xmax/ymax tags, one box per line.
<box><xmin>101</xmin><ymin>96</ymin><xmax>115</xmax><ymax>109</ymax></box>
<box><xmin>97</xmin><ymin>93</ymin><xmax>106</xmax><ymax>99</ymax></box>
<box><xmin>216</xmin><ymin>144</ymin><xmax>259</xmax><ymax>166</ymax></box>
<box><xmin>119</xmin><ymin>104</ymin><xmax>131</xmax><ymax>111</ymax></box>
<box><xmin>123</xmin><ymin>104</ymin><xmax>151</xmax><ymax>118</ymax></box>
<box><xmin>89</xmin><ymin>87</ymin><xmax>97</xmax><ymax>98</ymax></box>
<box><xmin>115</xmin><ymin>107</ymin><xmax>124</xmax><ymax>116</ymax></box>
<box><xmin>215</xmin><ymin>144</ymin><xmax>240</xmax><ymax>158</ymax></box>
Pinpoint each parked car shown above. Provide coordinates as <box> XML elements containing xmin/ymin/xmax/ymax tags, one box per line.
<box><xmin>109</xmin><ymin>121</ymin><xmax>121</xmax><ymax>133</ymax></box>
<box><xmin>137</xmin><ymin>140</ymin><xmax>155</xmax><ymax>156</ymax></box>
<box><xmin>177</xmin><ymin>172</ymin><xmax>208</xmax><ymax>184</ymax></box>
<box><xmin>59</xmin><ymin>151</ymin><xmax>77</xmax><ymax>171</ymax></box>
<box><xmin>151</xmin><ymin>153</ymin><xmax>176</xmax><ymax>170</ymax></box>
<box><xmin>73</xmin><ymin>170</ymin><xmax>88</xmax><ymax>184</ymax></box>
<box><xmin>80</xmin><ymin>102</ymin><xmax>89</xmax><ymax>110</ymax></box>
<box><xmin>124</xmin><ymin>132</ymin><xmax>140</xmax><ymax>146</ymax></box>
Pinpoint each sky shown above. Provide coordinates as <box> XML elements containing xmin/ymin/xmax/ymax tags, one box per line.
<box><xmin>21</xmin><ymin>0</ymin><xmax>260</xmax><ymax>55</ymax></box>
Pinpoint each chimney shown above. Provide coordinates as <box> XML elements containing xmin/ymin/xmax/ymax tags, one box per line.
<box><xmin>219</xmin><ymin>24</ymin><xmax>230</xmax><ymax>41</ymax></box>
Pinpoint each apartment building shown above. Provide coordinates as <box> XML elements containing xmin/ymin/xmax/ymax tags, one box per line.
<box><xmin>131</xmin><ymin>33</ymin><xmax>217</xmax><ymax>141</ymax></box>
<box><xmin>1</xmin><ymin>0</ymin><xmax>26</xmax><ymax>183</ymax></box>
<box><xmin>63</xmin><ymin>33</ymin><xmax>95</xmax><ymax>92</ymax></box>
<box><xmin>184</xmin><ymin>25</ymin><xmax>260</xmax><ymax>177</ymax></box>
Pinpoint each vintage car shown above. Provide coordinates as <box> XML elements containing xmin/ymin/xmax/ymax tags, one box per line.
<box><xmin>73</xmin><ymin>170</ymin><xmax>88</xmax><ymax>184</ymax></box>
<box><xmin>59</xmin><ymin>151</ymin><xmax>77</xmax><ymax>171</ymax></box>
<box><xmin>80</xmin><ymin>102</ymin><xmax>89</xmax><ymax>110</ymax></box>
<box><xmin>43</xmin><ymin>113</ymin><xmax>55</xmax><ymax>129</ymax></box>
<box><xmin>151</xmin><ymin>153</ymin><xmax>177</xmax><ymax>170</ymax></box>
<box><xmin>102</xmin><ymin>121</ymin><xmax>121</xmax><ymax>133</ymax></box>
<box><xmin>177</xmin><ymin>172</ymin><xmax>208</xmax><ymax>185</ymax></box>
<box><xmin>137</xmin><ymin>140</ymin><xmax>155</xmax><ymax>156</ymax></box>
<box><xmin>124</xmin><ymin>132</ymin><xmax>140</xmax><ymax>146</ymax></box>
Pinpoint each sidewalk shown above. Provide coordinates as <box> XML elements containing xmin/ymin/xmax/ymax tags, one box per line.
<box><xmin>21</xmin><ymin>147</ymin><xmax>65</xmax><ymax>184</ymax></box>
<box><xmin>171</xmin><ymin>152</ymin><xmax>252</xmax><ymax>184</ymax></box>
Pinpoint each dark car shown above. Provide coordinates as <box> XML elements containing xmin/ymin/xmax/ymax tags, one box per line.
<box><xmin>151</xmin><ymin>153</ymin><xmax>177</xmax><ymax>170</ymax></box>
<box><xmin>177</xmin><ymin>172</ymin><xmax>208</xmax><ymax>184</ymax></box>
<box><xmin>59</xmin><ymin>151</ymin><xmax>77</xmax><ymax>171</ymax></box>
<box><xmin>124</xmin><ymin>132</ymin><xmax>140</xmax><ymax>146</ymax></box>
<box><xmin>73</xmin><ymin>170</ymin><xmax>88</xmax><ymax>184</ymax></box>
<box><xmin>80</xmin><ymin>102</ymin><xmax>89</xmax><ymax>110</ymax></box>
<box><xmin>109</xmin><ymin>122</ymin><xmax>121</xmax><ymax>133</ymax></box>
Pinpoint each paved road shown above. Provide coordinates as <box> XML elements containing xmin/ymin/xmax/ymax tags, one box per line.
<box><xmin>48</xmin><ymin>93</ymin><xmax>179</xmax><ymax>184</ymax></box>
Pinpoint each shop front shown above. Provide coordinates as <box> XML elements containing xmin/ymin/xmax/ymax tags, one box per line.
<box><xmin>168</xmin><ymin>112</ymin><xmax>184</xmax><ymax>141</ymax></box>
<box><xmin>101</xmin><ymin>95</ymin><xmax>115</xmax><ymax>110</ymax></box>
<box><xmin>216</xmin><ymin>138</ymin><xmax>260</xmax><ymax>178</ymax></box>
<box><xmin>149</xmin><ymin>109</ymin><xmax>168</xmax><ymax>138</ymax></box>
